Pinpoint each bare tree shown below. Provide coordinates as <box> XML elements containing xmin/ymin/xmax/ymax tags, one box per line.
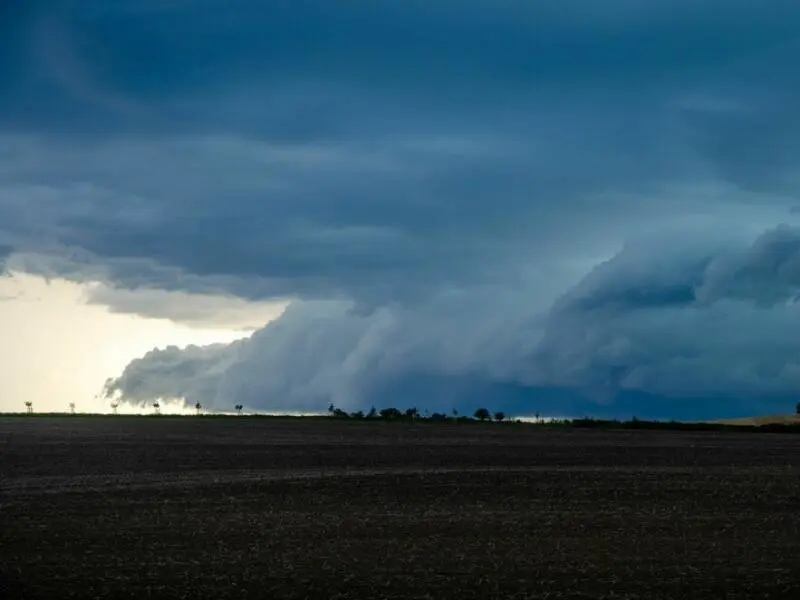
<box><xmin>24</xmin><ymin>401</ymin><xmax>33</xmax><ymax>415</ymax></box>
<box><xmin>152</xmin><ymin>401</ymin><xmax>160</xmax><ymax>415</ymax></box>
<box><xmin>110</xmin><ymin>402</ymin><xmax>119</xmax><ymax>415</ymax></box>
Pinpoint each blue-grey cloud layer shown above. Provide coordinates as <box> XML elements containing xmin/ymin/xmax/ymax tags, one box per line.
<box><xmin>3</xmin><ymin>1</ymin><xmax>800</xmax><ymax>418</ymax></box>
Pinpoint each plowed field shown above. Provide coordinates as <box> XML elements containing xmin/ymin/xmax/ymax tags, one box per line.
<box><xmin>2</xmin><ymin>417</ymin><xmax>799</xmax><ymax>599</ymax></box>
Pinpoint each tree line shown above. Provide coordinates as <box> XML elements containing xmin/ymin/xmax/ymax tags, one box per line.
<box><xmin>327</xmin><ymin>403</ymin><xmax>510</xmax><ymax>423</ymax></box>
<box><xmin>17</xmin><ymin>401</ymin><xmax>800</xmax><ymax>432</ymax></box>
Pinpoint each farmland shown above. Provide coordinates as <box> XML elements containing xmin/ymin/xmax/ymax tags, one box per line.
<box><xmin>1</xmin><ymin>417</ymin><xmax>799</xmax><ymax>599</ymax></box>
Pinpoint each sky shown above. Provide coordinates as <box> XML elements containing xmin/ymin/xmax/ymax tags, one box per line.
<box><xmin>2</xmin><ymin>1</ymin><xmax>800</xmax><ymax>419</ymax></box>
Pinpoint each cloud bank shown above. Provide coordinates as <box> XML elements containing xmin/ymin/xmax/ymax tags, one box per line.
<box><xmin>103</xmin><ymin>227</ymin><xmax>800</xmax><ymax>419</ymax></box>
<box><xmin>3</xmin><ymin>1</ymin><xmax>800</xmax><ymax>418</ymax></box>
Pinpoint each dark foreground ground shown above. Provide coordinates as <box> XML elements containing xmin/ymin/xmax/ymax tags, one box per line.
<box><xmin>2</xmin><ymin>417</ymin><xmax>800</xmax><ymax>599</ymax></box>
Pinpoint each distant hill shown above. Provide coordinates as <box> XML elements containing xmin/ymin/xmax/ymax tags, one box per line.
<box><xmin>710</xmin><ymin>414</ymin><xmax>800</xmax><ymax>427</ymax></box>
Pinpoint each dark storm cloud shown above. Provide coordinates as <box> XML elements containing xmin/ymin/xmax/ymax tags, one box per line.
<box><xmin>3</xmin><ymin>1</ymin><xmax>799</xmax><ymax>138</ymax></box>
<box><xmin>529</xmin><ymin>226</ymin><xmax>800</xmax><ymax>402</ymax></box>
<box><xmin>106</xmin><ymin>227</ymin><xmax>800</xmax><ymax>419</ymax></box>
<box><xmin>4</xmin><ymin>1</ymin><xmax>800</xmax><ymax>418</ymax></box>
<box><xmin>680</xmin><ymin>36</ymin><xmax>800</xmax><ymax>193</ymax></box>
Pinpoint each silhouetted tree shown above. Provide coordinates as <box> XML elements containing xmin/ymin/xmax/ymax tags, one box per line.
<box><xmin>380</xmin><ymin>407</ymin><xmax>403</xmax><ymax>420</ymax></box>
<box><xmin>195</xmin><ymin>402</ymin><xmax>202</xmax><ymax>415</ymax></box>
<box><xmin>452</xmin><ymin>409</ymin><xmax>459</xmax><ymax>419</ymax></box>
<box><xmin>350</xmin><ymin>410</ymin><xmax>365</xmax><ymax>419</ymax></box>
<box><xmin>405</xmin><ymin>407</ymin><xmax>419</xmax><ymax>420</ymax></box>
<box><xmin>328</xmin><ymin>402</ymin><xmax>335</xmax><ymax>416</ymax></box>
<box><xmin>24</xmin><ymin>401</ymin><xmax>33</xmax><ymax>414</ymax></box>
<box><xmin>796</xmin><ymin>402</ymin><xmax>800</xmax><ymax>416</ymax></box>
<box><xmin>69</xmin><ymin>402</ymin><xmax>76</xmax><ymax>415</ymax></box>
<box><xmin>494</xmin><ymin>411</ymin><xmax>506</xmax><ymax>423</ymax></box>
<box><xmin>110</xmin><ymin>402</ymin><xmax>119</xmax><ymax>415</ymax></box>
<box><xmin>366</xmin><ymin>406</ymin><xmax>377</xmax><ymax>418</ymax></box>
<box><xmin>152</xmin><ymin>401</ymin><xmax>160</xmax><ymax>415</ymax></box>
<box><xmin>235</xmin><ymin>404</ymin><xmax>243</xmax><ymax>415</ymax></box>
<box><xmin>474</xmin><ymin>407</ymin><xmax>491</xmax><ymax>421</ymax></box>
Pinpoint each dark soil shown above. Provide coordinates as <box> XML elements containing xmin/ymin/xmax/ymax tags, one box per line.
<box><xmin>2</xmin><ymin>417</ymin><xmax>799</xmax><ymax>599</ymax></box>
